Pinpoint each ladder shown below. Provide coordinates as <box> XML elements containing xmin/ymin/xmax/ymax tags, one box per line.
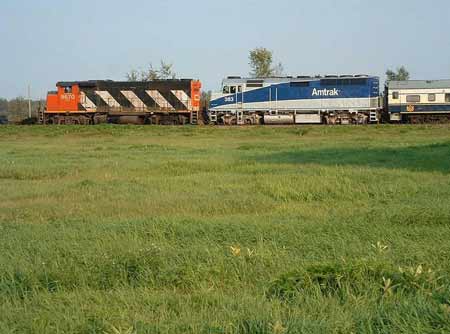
<box><xmin>369</xmin><ymin>111</ymin><xmax>378</xmax><ymax>123</ymax></box>
<box><xmin>37</xmin><ymin>107</ymin><xmax>45</xmax><ymax>124</ymax></box>
<box><xmin>190</xmin><ymin>111</ymin><xmax>198</xmax><ymax>125</ymax></box>
<box><xmin>236</xmin><ymin>111</ymin><xmax>244</xmax><ymax>125</ymax></box>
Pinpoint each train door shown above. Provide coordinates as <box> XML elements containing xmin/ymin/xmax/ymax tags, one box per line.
<box><xmin>237</xmin><ymin>85</ymin><xmax>243</xmax><ymax>106</ymax></box>
<box><xmin>231</xmin><ymin>85</ymin><xmax>244</xmax><ymax>125</ymax></box>
<box><xmin>230</xmin><ymin>85</ymin><xmax>243</xmax><ymax>107</ymax></box>
<box><xmin>237</xmin><ymin>85</ymin><xmax>244</xmax><ymax>124</ymax></box>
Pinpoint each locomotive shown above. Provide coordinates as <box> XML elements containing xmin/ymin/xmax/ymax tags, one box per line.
<box><xmin>41</xmin><ymin>76</ymin><xmax>450</xmax><ymax>125</ymax></box>
<box><xmin>42</xmin><ymin>79</ymin><xmax>201</xmax><ymax>125</ymax></box>
<box><xmin>208</xmin><ymin>75</ymin><xmax>381</xmax><ymax>125</ymax></box>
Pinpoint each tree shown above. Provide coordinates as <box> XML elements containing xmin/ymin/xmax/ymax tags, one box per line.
<box><xmin>386</xmin><ymin>66</ymin><xmax>410</xmax><ymax>81</ymax></box>
<box><xmin>249</xmin><ymin>47</ymin><xmax>284</xmax><ymax>78</ymax></box>
<box><xmin>139</xmin><ymin>63</ymin><xmax>161</xmax><ymax>81</ymax></box>
<box><xmin>0</xmin><ymin>98</ymin><xmax>7</xmax><ymax>124</ymax></box>
<box><xmin>125</xmin><ymin>69</ymin><xmax>139</xmax><ymax>81</ymax></box>
<box><xmin>126</xmin><ymin>60</ymin><xmax>176</xmax><ymax>81</ymax></box>
<box><xmin>158</xmin><ymin>60</ymin><xmax>176</xmax><ymax>79</ymax></box>
<box><xmin>200</xmin><ymin>90</ymin><xmax>211</xmax><ymax>110</ymax></box>
<box><xmin>0</xmin><ymin>98</ymin><xmax>7</xmax><ymax>113</ymax></box>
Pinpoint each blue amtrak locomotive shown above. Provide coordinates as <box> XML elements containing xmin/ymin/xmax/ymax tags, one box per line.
<box><xmin>208</xmin><ymin>75</ymin><xmax>381</xmax><ymax>125</ymax></box>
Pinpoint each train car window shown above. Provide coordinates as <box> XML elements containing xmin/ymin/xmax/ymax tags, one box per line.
<box><xmin>428</xmin><ymin>94</ymin><xmax>436</xmax><ymax>102</ymax></box>
<box><xmin>237</xmin><ymin>86</ymin><xmax>242</xmax><ymax>93</ymax></box>
<box><xmin>446</xmin><ymin>94</ymin><xmax>450</xmax><ymax>102</ymax></box>
<box><xmin>223</xmin><ymin>86</ymin><xmax>230</xmax><ymax>94</ymax></box>
<box><xmin>406</xmin><ymin>95</ymin><xmax>421</xmax><ymax>103</ymax></box>
<box><xmin>230</xmin><ymin>86</ymin><xmax>237</xmax><ymax>94</ymax></box>
<box><xmin>392</xmin><ymin>92</ymin><xmax>399</xmax><ymax>99</ymax></box>
<box><xmin>290</xmin><ymin>82</ymin><xmax>310</xmax><ymax>87</ymax></box>
<box><xmin>64</xmin><ymin>87</ymin><xmax>72</xmax><ymax>93</ymax></box>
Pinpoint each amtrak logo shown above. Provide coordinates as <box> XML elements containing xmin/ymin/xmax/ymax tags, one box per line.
<box><xmin>312</xmin><ymin>88</ymin><xmax>340</xmax><ymax>97</ymax></box>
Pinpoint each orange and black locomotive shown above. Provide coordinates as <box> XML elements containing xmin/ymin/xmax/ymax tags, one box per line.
<box><xmin>43</xmin><ymin>79</ymin><xmax>201</xmax><ymax>125</ymax></box>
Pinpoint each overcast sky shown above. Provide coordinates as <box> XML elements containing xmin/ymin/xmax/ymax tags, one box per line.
<box><xmin>1</xmin><ymin>0</ymin><xmax>449</xmax><ymax>99</ymax></box>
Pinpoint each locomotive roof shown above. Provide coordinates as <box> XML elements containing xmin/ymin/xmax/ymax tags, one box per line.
<box><xmin>56</xmin><ymin>79</ymin><xmax>194</xmax><ymax>87</ymax></box>
<box><xmin>387</xmin><ymin>80</ymin><xmax>450</xmax><ymax>90</ymax></box>
<box><xmin>223</xmin><ymin>75</ymin><xmax>377</xmax><ymax>84</ymax></box>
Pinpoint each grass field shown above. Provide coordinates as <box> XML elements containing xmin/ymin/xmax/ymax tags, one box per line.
<box><xmin>1</xmin><ymin>125</ymin><xmax>450</xmax><ymax>334</ymax></box>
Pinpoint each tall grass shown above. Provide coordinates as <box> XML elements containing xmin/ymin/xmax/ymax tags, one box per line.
<box><xmin>1</xmin><ymin>125</ymin><xmax>450</xmax><ymax>333</ymax></box>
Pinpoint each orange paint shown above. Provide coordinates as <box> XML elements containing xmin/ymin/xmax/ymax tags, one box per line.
<box><xmin>190</xmin><ymin>80</ymin><xmax>201</xmax><ymax>111</ymax></box>
<box><xmin>46</xmin><ymin>84</ymin><xmax>81</xmax><ymax>113</ymax></box>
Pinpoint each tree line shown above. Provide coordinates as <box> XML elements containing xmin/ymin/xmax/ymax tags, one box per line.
<box><xmin>0</xmin><ymin>97</ymin><xmax>44</xmax><ymax>124</ymax></box>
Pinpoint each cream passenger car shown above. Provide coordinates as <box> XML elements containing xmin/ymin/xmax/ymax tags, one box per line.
<box><xmin>386</xmin><ymin>80</ymin><xmax>450</xmax><ymax>123</ymax></box>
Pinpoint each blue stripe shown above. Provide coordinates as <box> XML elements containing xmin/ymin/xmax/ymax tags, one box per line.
<box><xmin>389</xmin><ymin>104</ymin><xmax>450</xmax><ymax>113</ymax></box>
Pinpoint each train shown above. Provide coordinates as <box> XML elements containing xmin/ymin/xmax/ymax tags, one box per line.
<box><xmin>40</xmin><ymin>76</ymin><xmax>450</xmax><ymax>125</ymax></box>
<box><xmin>208</xmin><ymin>75</ymin><xmax>380</xmax><ymax>125</ymax></box>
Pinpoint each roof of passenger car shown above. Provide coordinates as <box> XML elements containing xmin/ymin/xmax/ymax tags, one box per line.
<box><xmin>387</xmin><ymin>80</ymin><xmax>450</xmax><ymax>89</ymax></box>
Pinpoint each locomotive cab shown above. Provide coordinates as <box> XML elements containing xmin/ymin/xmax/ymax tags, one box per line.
<box><xmin>46</xmin><ymin>83</ymin><xmax>81</xmax><ymax>113</ymax></box>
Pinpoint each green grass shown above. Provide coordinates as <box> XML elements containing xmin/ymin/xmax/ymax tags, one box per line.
<box><xmin>1</xmin><ymin>124</ymin><xmax>450</xmax><ymax>334</ymax></box>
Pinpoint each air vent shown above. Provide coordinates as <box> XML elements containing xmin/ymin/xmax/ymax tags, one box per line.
<box><xmin>247</xmin><ymin>79</ymin><xmax>264</xmax><ymax>83</ymax></box>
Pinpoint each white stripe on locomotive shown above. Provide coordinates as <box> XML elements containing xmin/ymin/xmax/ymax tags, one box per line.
<box><xmin>80</xmin><ymin>92</ymin><xmax>97</xmax><ymax>111</ymax></box>
<box><xmin>146</xmin><ymin>90</ymin><xmax>174</xmax><ymax>110</ymax></box>
<box><xmin>171</xmin><ymin>90</ymin><xmax>191</xmax><ymax>109</ymax></box>
<box><xmin>95</xmin><ymin>91</ymin><xmax>121</xmax><ymax>108</ymax></box>
<box><xmin>121</xmin><ymin>90</ymin><xmax>146</xmax><ymax>109</ymax></box>
<box><xmin>211</xmin><ymin>97</ymin><xmax>379</xmax><ymax>111</ymax></box>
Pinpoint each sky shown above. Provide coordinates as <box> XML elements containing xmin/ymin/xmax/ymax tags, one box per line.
<box><xmin>0</xmin><ymin>0</ymin><xmax>449</xmax><ymax>99</ymax></box>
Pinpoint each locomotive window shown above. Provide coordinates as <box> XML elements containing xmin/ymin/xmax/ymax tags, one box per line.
<box><xmin>392</xmin><ymin>91</ymin><xmax>399</xmax><ymax>99</ymax></box>
<box><xmin>230</xmin><ymin>86</ymin><xmax>237</xmax><ymax>94</ymax></box>
<box><xmin>237</xmin><ymin>86</ymin><xmax>242</xmax><ymax>93</ymax></box>
<box><xmin>446</xmin><ymin>94</ymin><xmax>450</xmax><ymax>102</ymax></box>
<box><xmin>406</xmin><ymin>95</ymin><xmax>421</xmax><ymax>103</ymax></box>
<box><xmin>64</xmin><ymin>86</ymin><xmax>72</xmax><ymax>93</ymax></box>
<box><xmin>223</xmin><ymin>86</ymin><xmax>230</xmax><ymax>94</ymax></box>
<box><xmin>428</xmin><ymin>94</ymin><xmax>436</xmax><ymax>102</ymax></box>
